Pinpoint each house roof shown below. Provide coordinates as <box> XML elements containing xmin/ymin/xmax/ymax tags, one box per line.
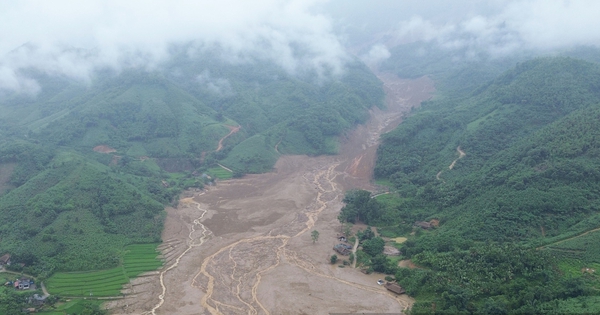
<box><xmin>384</xmin><ymin>282</ymin><xmax>406</xmax><ymax>294</ymax></box>
<box><xmin>414</xmin><ymin>221</ymin><xmax>432</xmax><ymax>229</ymax></box>
<box><xmin>0</xmin><ymin>254</ymin><xmax>10</xmax><ymax>263</ymax></box>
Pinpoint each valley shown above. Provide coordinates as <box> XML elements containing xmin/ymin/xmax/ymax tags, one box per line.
<box><xmin>105</xmin><ymin>74</ymin><xmax>434</xmax><ymax>314</ymax></box>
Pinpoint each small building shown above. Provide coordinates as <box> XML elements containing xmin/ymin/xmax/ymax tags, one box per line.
<box><xmin>30</xmin><ymin>293</ymin><xmax>47</xmax><ymax>305</ymax></box>
<box><xmin>385</xmin><ymin>282</ymin><xmax>406</xmax><ymax>295</ymax></box>
<box><xmin>414</xmin><ymin>221</ymin><xmax>432</xmax><ymax>230</ymax></box>
<box><xmin>16</xmin><ymin>279</ymin><xmax>31</xmax><ymax>290</ymax></box>
<box><xmin>0</xmin><ymin>253</ymin><xmax>10</xmax><ymax>266</ymax></box>
<box><xmin>333</xmin><ymin>244</ymin><xmax>351</xmax><ymax>256</ymax></box>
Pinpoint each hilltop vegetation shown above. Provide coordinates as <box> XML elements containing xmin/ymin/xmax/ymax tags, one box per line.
<box><xmin>362</xmin><ymin>54</ymin><xmax>600</xmax><ymax>314</ymax></box>
<box><xmin>0</xmin><ymin>50</ymin><xmax>382</xmax><ymax>280</ymax></box>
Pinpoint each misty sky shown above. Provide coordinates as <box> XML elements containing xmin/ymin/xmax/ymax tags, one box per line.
<box><xmin>2</xmin><ymin>0</ymin><xmax>600</xmax><ymax>93</ymax></box>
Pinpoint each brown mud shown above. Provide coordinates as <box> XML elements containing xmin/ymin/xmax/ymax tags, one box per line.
<box><xmin>106</xmin><ymin>74</ymin><xmax>434</xmax><ymax>315</ymax></box>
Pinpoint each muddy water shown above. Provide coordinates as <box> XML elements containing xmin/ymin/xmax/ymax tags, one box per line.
<box><xmin>107</xmin><ymin>74</ymin><xmax>434</xmax><ymax>315</ymax></box>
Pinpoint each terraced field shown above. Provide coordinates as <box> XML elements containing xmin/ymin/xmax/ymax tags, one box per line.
<box><xmin>207</xmin><ymin>166</ymin><xmax>233</xmax><ymax>179</ymax></box>
<box><xmin>46</xmin><ymin>244</ymin><xmax>162</xmax><ymax>297</ymax></box>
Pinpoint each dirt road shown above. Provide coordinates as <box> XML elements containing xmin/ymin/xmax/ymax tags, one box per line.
<box><xmin>216</xmin><ymin>126</ymin><xmax>241</xmax><ymax>152</ymax></box>
<box><xmin>437</xmin><ymin>146</ymin><xmax>466</xmax><ymax>181</ymax></box>
<box><xmin>537</xmin><ymin>227</ymin><xmax>600</xmax><ymax>250</ymax></box>
<box><xmin>106</xmin><ymin>74</ymin><xmax>434</xmax><ymax>315</ymax></box>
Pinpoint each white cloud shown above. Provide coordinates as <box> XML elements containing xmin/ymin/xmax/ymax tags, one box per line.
<box><xmin>196</xmin><ymin>70</ymin><xmax>234</xmax><ymax>97</ymax></box>
<box><xmin>390</xmin><ymin>0</ymin><xmax>600</xmax><ymax>57</ymax></box>
<box><xmin>361</xmin><ymin>44</ymin><xmax>391</xmax><ymax>66</ymax></box>
<box><xmin>4</xmin><ymin>0</ymin><xmax>600</xmax><ymax>93</ymax></box>
<box><xmin>0</xmin><ymin>0</ymin><xmax>347</xmax><ymax>93</ymax></box>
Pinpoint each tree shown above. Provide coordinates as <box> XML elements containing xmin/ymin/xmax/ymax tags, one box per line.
<box><xmin>311</xmin><ymin>230</ymin><xmax>319</xmax><ymax>243</ymax></box>
<box><xmin>362</xmin><ymin>236</ymin><xmax>385</xmax><ymax>256</ymax></box>
<box><xmin>337</xmin><ymin>213</ymin><xmax>347</xmax><ymax>232</ymax></box>
<box><xmin>330</xmin><ymin>254</ymin><xmax>338</xmax><ymax>264</ymax></box>
<box><xmin>344</xmin><ymin>222</ymin><xmax>352</xmax><ymax>237</ymax></box>
<box><xmin>358</xmin><ymin>226</ymin><xmax>375</xmax><ymax>242</ymax></box>
<box><xmin>371</xmin><ymin>254</ymin><xmax>388</xmax><ymax>273</ymax></box>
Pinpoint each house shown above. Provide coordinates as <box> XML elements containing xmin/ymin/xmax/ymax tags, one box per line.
<box><xmin>30</xmin><ymin>293</ymin><xmax>47</xmax><ymax>305</ymax></box>
<box><xmin>384</xmin><ymin>282</ymin><xmax>406</xmax><ymax>295</ymax></box>
<box><xmin>0</xmin><ymin>253</ymin><xmax>10</xmax><ymax>266</ymax></box>
<box><xmin>16</xmin><ymin>279</ymin><xmax>31</xmax><ymax>290</ymax></box>
<box><xmin>333</xmin><ymin>244</ymin><xmax>351</xmax><ymax>256</ymax></box>
<box><xmin>414</xmin><ymin>221</ymin><xmax>432</xmax><ymax>230</ymax></box>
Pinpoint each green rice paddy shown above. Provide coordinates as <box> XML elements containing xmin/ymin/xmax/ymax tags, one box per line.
<box><xmin>207</xmin><ymin>166</ymin><xmax>233</xmax><ymax>179</ymax></box>
<box><xmin>46</xmin><ymin>244</ymin><xmax>162</xmax><ymax>297</ymax></box>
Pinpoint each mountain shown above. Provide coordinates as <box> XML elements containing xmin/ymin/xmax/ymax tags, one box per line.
<box><xmin>0</xmin><ymin>52</ymin><xmax>382</xmax><ymax>277</ymax></box>
<box><xmin>370</xmin><ymin>56</ymin><xmax>600</xmax><ymax>313</ymax></box>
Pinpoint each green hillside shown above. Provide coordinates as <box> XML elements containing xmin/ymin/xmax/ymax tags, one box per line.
<box><xmin>365</xmin><ymin>56</ymin><xmax>600</xmax><ymax>314</ymax></box>
<box><xmin>0</xmin><ymin>51</ymin><xmax>382</xmax><ymax>283</ymax></box>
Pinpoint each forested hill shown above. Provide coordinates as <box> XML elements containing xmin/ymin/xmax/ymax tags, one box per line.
<box><xmin>0</xmin><ymin>54</ymin><xmax>382</xmax><ymax>277</ymax></box>
<box><xmin>371</xmin><ymin>56</ymin><xmax>600</xmax><ymax>313</ymax></box>
<box><xmin>375</xmin><ymin>56</ymin><xmax>600</xmax><ymax>240</ymax></box>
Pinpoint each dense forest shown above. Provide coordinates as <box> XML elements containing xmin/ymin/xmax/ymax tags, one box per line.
<box><xmin>358</xmin><ymin>50</ymin><xmax>600</xmax><ymax>314</ymax></box>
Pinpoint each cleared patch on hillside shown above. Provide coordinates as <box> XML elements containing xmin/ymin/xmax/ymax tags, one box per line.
<box><xmin>392</xmin><ymin>237</ymin><xmax>408</xmax><ymax>244</ymax></box>
<box><xmin>92</xmin><ymin>145</ymin><xmax>117</xmax><ymax>154</ymax></box>
<box><xmin>0</xmin><ymin>163</ymin><xmax>16</xmax><ymax>195</ymax></box>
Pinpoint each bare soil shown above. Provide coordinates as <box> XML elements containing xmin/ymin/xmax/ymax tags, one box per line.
<box><xmin>216</xmin><ymin>125</ymin><xmax>241</xmax><ymax>152</ymax></box>
<box><xmin>398</xmin><ymin>260</ymin><xmax>419</xmax><ymax>269</ymax></box>
<box><xmin>106</xmin><ymin>74</ymin><xmax>434</xmax><ymax>315</ymax></box>
<box><xmin>93</xmin><ymin>145</ymin><xmax>117</xmax><ymax>154</ymax></box>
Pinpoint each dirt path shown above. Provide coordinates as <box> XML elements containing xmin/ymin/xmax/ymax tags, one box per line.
<box><xmin>538</xmin><ymin>227</ymin><xmax>600</xmax><ymax>250</ymax></box>
<box><xmin>216</xmin><ymin>125</ymin><xmax>241</xmax><ymax>152</ymax></box>
<box><xmin>437</xmin><ymin>146</ymin><xmax>466</xmax><ymax>181</ymax></box>
<box><xmin>41</xmin><ymin>282</ymin><xmax>50</xmax><ymax>297</ymax></box>
<box><xmin>216</xmin><ymin>163</ymin><xmax>233</xmax><ymax>173</ymax></box>
<box><xmin>449</xmin><ymin>146</ymin><xmax>466</xmax><ymax>170</ymax></box>
<box><xmin>107</xmin><ymin>74</ymin><xmax>434</xmax><ymax>315</ymax></box>
<box><xmin>0</xmin><ymin>268</ymin><xmax>36</xmax><ymax>280</ymax></box>
<box><xmin>352</xmin><ymin>237</ymin><xmax>359</xmax><ymax>268</ymax></box>
<box><xmin>274</xmin><ymin>138</ymin><xmax>282</xmax><ymax>154</ymax></box>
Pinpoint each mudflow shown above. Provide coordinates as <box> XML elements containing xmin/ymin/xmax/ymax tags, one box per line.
<box><xmin>106</xmin><ymin>74</ymin><xmax>434</xmax><ymax>315</ymax></box>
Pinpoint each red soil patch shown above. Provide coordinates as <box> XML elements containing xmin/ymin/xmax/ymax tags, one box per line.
<box><xmin>93</xmin><ymin>145</ymin><xmax>117</xmax><ymax>154</ymax></box>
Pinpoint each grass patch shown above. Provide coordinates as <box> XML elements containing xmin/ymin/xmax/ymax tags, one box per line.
<box><xmin>38</xmin><ymin>299</ymin><xmax>105</xmax><ymax>315</ymax></box>
<box><xmin>374</xmin><ymin>178</ymin><xmax>394</xmax><ymax>188</ymax></box>
<box><xmin>221</xmin><ymin>134</ymin><xmax>279</xmax><ymax>173</ymax></box>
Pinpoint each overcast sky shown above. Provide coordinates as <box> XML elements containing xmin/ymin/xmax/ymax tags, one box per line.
<box><xmin>2</xmin><ymin>0</ymin><xmax>600</xmax><ymax>93</ymax></box>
